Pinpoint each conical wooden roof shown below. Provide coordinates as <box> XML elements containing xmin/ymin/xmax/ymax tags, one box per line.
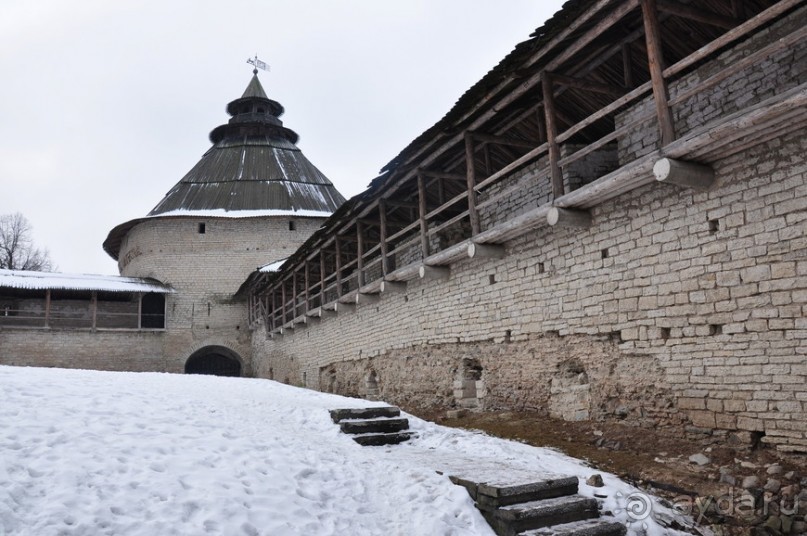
<box><xmin>148</xmin><ymin>73</ymin><xmax>344</xmax><ymax>216</ymax></box>
<box><xmin>104</xmin><ymin>73</ymin><xmax>345</xmax><ymax>259</ymax></box>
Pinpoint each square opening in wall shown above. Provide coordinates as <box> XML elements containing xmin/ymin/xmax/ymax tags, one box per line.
<box><xmin>289</xmin><ymin>221</ymin><xmax>296</xmax><ymax>231</ymax></box>
<box><xmin>538</xmin><ymin>262</ymin><xmax>545</xmax><ymax>274</ymax></box>
<box><xmin>198</xmin><ymin>222</ymin><xmax>206</xmax><ymax>234</ymax></box>
<box><xmin>489</xmin><ymin>274</ymin><xmax>496</xmax><ymax>285</ymax></box>
<box><xmin>709</xmin><ymin>324</ymin><xmax>723</xmax><ymax>336</ymax></box>
<box><xmin>708</xmin><ymin>219</ymin><xmax>719</xmax><ymax>234</ymax></box>
<box><xmin>601</xmin><ymin>249</ymin><xmax>609</xmax><ymax>260</ymax></box>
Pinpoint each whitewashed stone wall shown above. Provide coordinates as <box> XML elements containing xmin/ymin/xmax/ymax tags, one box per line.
<box><xmin>252</xmin><ymin>8</ymin><xmax>807</xmax><ymax>451</ymax></box>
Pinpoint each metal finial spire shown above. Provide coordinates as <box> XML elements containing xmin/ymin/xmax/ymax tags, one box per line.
<box><xmin>247</xmin><ymin>54</ymin><xmax>269</xmax><ymax>75</ymax></box>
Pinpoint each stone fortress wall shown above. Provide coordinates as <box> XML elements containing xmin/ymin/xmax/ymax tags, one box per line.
<box><xmin>0</xmin><ymin>216</ymin><xmax>325</xmax><ymax>374</ymax></box>
<box><xmin>252</xmin><ymin>9</ymin><xmax>807</xmax><ymax>452</ymax></box>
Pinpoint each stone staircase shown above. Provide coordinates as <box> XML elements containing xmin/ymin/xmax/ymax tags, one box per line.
<box><xmin>330</xmin><ymin>407</ymin><xmax>626</xmax><ymax>535</ymax></box>
<box><xmin>329</xmin><ymin>406</ymin><xmax>415</xmax><ymax>446</ymax></box>
<box><xmin>450</xmin><ymin>475</ymin><xmax>626</xmax><ymax>536</ymax></box>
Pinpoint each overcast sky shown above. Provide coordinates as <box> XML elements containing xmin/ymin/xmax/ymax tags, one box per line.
<box><xmin>2</xmin><ymin>0</ymin><xmax>565</xmax><ymax>275</ymax></box>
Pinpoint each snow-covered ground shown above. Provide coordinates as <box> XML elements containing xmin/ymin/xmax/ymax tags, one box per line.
<box><xmin>0</xmin><ymin>366</ymin><xmax>698</xmax><ymax>535</ymax></box>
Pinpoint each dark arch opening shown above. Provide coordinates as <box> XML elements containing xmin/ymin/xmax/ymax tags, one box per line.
<box><xmin>185</xmin><ymin>346</ymin><xmax>242</xmax><ymax>377</ymax></box>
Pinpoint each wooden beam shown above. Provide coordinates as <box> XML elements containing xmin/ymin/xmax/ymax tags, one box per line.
<box><xmin>379</xmin><ymin>199</ymin><xmax>389</xmax><ymax>276</ymax></box>
<box><xmin>334</xmin><ymin>302</ymin><xmax>355</xmax><ymax>314</ymax></box>
<box><xmin>137</xmin><ymin>293</ymin><xmax>142</xmax><ymax>330</ymax></box>
<box><xmin>622</xmin><ymin>42</ymin><xmax>634</xmax><ymax>88</ymax></box>
<box><xmin>419</xmin><ymin>265</ymin><xmax>450</xmax><ymax>280</ymax></box>
<box><xmin>281</xmin><ymin>280</ymin><xmax>287</xmax><ymax>325</ymax></box>
<box><xmin>420</xmin><ymin>170</ymin><xmax>467</xmax><ymax>181</ymax></box>
<box><xmin>356</xmin><ymin>222</ymin><xmax>365</xmax><ymax>287</ymax></box>
<box><xmin>380</xmin><ymin>281</ymin><xmax>406</xmax><ymax>294</ymax></box>
<box><xmin>547</xmin><ymin>207</ymin><xmax>592</xmax><ymax>228</ymax></box>
<box><xmin>335</xmin><ymin>238</ymin><xmax>343</xmax><ymax>297</ymax></box>
<box><xmin>44</xmin><ymin>289</ymin><xmax>51</xmax><ymax>328</ymax></box>
<box><xmin>464</xmin><ymin>132</ymin><xmax>481</xmax><ymax>234</ymax></box>
<box><xmin>356</xmin><ymin>293</ymin><xmax>380</xmax><ymax>305</ymax></box>
<box><xmin>541</xmin><ymin>73</ymin><xmax>564</xmax><ymax>198</ymax></box>
<box><xmin>657</xmin><ymin>0</ymin><xmax>740</xmax><ymax>29</ymax></box>
<box><xmin>467</xmin><ymin>243</ymin><xmax>506</xmax><ymax>259</ymax></box>
<box><xmin>550</xmin><ymin>73</ymin><xmax>624</xmax><ymax>97</ymax></box>
<box><xmin>91</xmin><ymin>291</ymin><xmax>97</xmax><ymax>330</ymax></box>
<box><xmin>471</xmin><ymin>132</ymin><xmax>536</xmax><ymax>149</ymax></box>
<box><xmin>640</xmin><ymin>0</ymin><xmax>676</xmax><ymax>146</ymax></box>
<box><xmin>417</xmin><ymin>173</ymin><xmax>430</xmax><ymax>258</ymax></box>
<box><xmin>653</xmin><ymin>158</ymin><xmax>715</xmax><ymax>190</ymax></box>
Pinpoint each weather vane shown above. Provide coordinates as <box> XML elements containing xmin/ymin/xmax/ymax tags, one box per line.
<box><xmin>247</xmin><ymin>54</ymin><xmax>269</xmax><ymax>74</ymax></box>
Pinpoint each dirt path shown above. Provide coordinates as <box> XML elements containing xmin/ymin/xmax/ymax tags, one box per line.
<box><xmin>410</xmin><ymin>409</ymin><xmax>807</xmax><ymax>535</ymax></box>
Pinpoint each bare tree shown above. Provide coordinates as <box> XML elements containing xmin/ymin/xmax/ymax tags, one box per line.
<box><xmin>0</xmin><ymin>213</ymin><xmax>55</xmax><ymax>271</ymax></box>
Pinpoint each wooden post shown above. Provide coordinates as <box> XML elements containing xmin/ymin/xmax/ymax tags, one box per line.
<box><xmin>547</xmin><ymin>207</ymin><xmax>592</xmax><ymax>228</ymax></box>
<box><xmin>356</xmin><ymin>221</ymin><xmax>365</xmax><ymax>287</ymax></box>
<box><xmin>622</xmin><ymin>42</ymin><xmax>634</xmax><ymax>88</ymax></box>
<box><xmin>417</xmin><ymin>173</ymin><xmax>430</xmax><ymax>259</ymax></box>
<box><xmin>270</xmin><ymin>290</ymin><xmax>276</xmax><ymax>331</ymax></box>
<box><xmin>292</xmin><ymin>269</ymin><xmax>297</xmax><ymax>319</ymax></box>
<box><xmin>319</xmin><ymin>249</ymin><xmax>326</xmax><ymax>304</ymax></box>
<box><xmin>483</xmin><ymin>143</ymin><xmax>491</xmax><ymax>176</ymax></box>
<box><xmin>137</xmin><ymin>293</ymin><xmax>142</xmax><ymax>330</ymax></box>
<box><xmin>640</xmin><ymin>0</ymin><xmax>676</xmax><ymax>146</ymax></box>
<box><xmin>356</xmin><ymin>292</ymin><xmax>380</xmax><ymax>305</ymax></box>
<box><xmin>304</xmin><ymin>261</ymin><xmax>310</xmax><ymax>314</ymax></box>
<box><xmin>44</xmin><ymin>289</ymin><xmax>51</xmax><ymax>328</ymax></box>
<box><xmin>536</xmin><ymin>106</ymin><xmax>546</xmax><ymax>142</ymax></box>
<box><xmin>379</xmin><ymin>199</ymin><xmax>389</xmax><ymax>276</ymax></box>
<box><xmin>91</xmin><ymin>291</ymin><xmax>97</xmax><ymax>330</ymax></box>
<box><xmin>281</xmin><ymin>281</ymin><xmax>287</xmax><ymax>325</ymax></box>
<box><xmin>335</xmin><ymin>238</ymin><xmax>343</xmax><ymax>297</ymax></box>
<box><xmin>464</xmin><ymin>133</ymin><xmax>481</xmax><ymax>235</ymax></box>
<box><xmin>653</xmin><ymin>158</ymin><xmax>715</xmax><ymax>190</ymax></box>
<box><xmin>541</xmin><ymin>73</ymin><xmax>564</xmax><ymax>198</ymax></box>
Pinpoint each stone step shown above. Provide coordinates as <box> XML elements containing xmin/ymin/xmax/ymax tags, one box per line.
<box><xmin>452</xmin><ymin>476</ymin><xmax>579</xmax><ymax>509</ymax></box>
<box><xmin>351</xmin><ymin>431</ymin><xmax>416</xmax><ymax>446</ymax></box>
<box><xmin>519</xmin><ymin>519</ymin><xmax>626</xmax><ymax>536</ymax></box>
<box><xmin>339</xmin><ymin>417</ymin><xmax>410</xmax><ymax>435</ymax></box>
<box><xmin>484</xmin><ymin>495</ymin><xmax>599</xmax><ymax>536</ymax></box>
<box><xmin>329</xmin><ymin>406</ymin><xmax>400</xmax><ymax>423</ymax></box>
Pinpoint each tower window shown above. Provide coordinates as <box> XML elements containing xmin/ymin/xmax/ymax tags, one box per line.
<box><xmin>198</xmin><ymin>223</ymin><xmax>206</xmax><ymax>234</ymax></box>
<box><xmin>288</xmin><ymin>221</ymin><xmax>296</xmax><ymax>231</ymax></box>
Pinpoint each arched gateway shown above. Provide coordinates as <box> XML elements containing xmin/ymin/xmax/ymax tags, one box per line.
<box><xmin>185</xmin><ymin>346</ymin><xmax>242</xmax><ymax>377</ymax></box>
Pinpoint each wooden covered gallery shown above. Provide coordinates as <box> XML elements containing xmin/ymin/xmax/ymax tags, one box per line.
<box><xmin>0</xmin><ymin>270</ymin><xmax>172</xmax><ymax>331</ymax></box>
<box><xmin>245</xmin><ymin>0</ymin><xmax>806</xmax><ymax>332</ymax></box>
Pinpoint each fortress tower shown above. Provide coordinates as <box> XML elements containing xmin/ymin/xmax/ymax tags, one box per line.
<box><xmin>103</xmin><ymin>71</ymin><xmax>345</xmax><ymax>375</ymax></box>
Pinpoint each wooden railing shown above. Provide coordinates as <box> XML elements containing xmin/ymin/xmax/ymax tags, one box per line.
<box><xmin>254</xmin><ymin>0</ymin><xmax>805</xmax><ymax>335</ymax></box>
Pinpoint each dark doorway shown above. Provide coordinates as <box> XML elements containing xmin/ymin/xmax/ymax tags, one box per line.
<box><xmin>185</xmin><ymin>346</ymin><xmax>242</xmax><ymax>377</ymax></box>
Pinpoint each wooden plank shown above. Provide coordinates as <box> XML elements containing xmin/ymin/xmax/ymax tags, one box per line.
<box><xmin>542</xmin><ymin>73</ymin><xmax>564</xmax><ymax>198</ymax></box>
<box><xmin>640</xmin><ymin>0</ymin><xmax>676</xmax><ymax>146</ymax></box>
<box><xmin>668</xmin><ymin>25</ymin><xmax>807</xmax><ymax>106</ymax></box>
<box><xmin>550</xmin><ymin>73</ymin><xmax>625</xmax><ymax>97</ymax></box>
<box><xmin>137</xmin><ymin>293</ymin><xmax>142</xmax><ymax>330</ymax></box>
<box><xmin>91</xmin><ymin>291</ymin><xmax>97</xmax><ymax>331</ymax></box>
<box><xmin>417</xmin><ymin>173</ymin><xmax>430</xmax><ymax>258</ymax></box>
<box><xmin>471</xmin><ymin>132</ymin><xmax>536</xmax><ymax>148</ymax></box>
<box><xmin>304</xmin><ymin>261</ymin><xmax>310</xmax><ymax>314</ymax></box>
<box><xmin>464</xmin><ymin>133</ymin><xmax>481</xmax><ymax>234</ymax></box>
<box><xmin>657</xmin><ymin>0</ymin><xmax>740</xmax><ymax>29</ymax></box>
<box><xmin>424</xmin><ymin>240</ymin><xmax>471</xmax><ymax>267</ymax></box>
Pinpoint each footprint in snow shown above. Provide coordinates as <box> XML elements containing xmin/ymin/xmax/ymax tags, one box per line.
<box><xmin>241</xmin><ymin>522</ymin><xmax>260</xmax><ymax>536</ymax></box>
<box><xmin>110</xmin><ymin>506</ymin><xmax>125</xmax><ymax>516</ymax></box>
<box><xmin>149</xmin><ymin>463</ymin><xmax>166</xmax><ymax>473</ymax></box>
<box><xmin>203</xmin><ymin>520</ymin><xmax>219</xmax><ymax>533</ymax></box>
